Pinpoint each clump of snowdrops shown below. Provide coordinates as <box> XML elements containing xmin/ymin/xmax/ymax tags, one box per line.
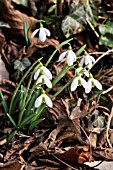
<box><xmin>0</xmin><ymin>21</ymin><xmax>102</xmax><ymax>144</ymax></box>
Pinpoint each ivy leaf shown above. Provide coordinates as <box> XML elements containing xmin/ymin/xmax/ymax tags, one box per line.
<box><xmin>99</xmin><ymin>22</ymin><xmax>113</xmax><ymax>35</ymax></box>
<box><xmin>99</xmin><ymin>35</ymin><xmax>113</xmax><ymax>47</ymax></box>
<box><xmin>93</xmin><ymin>116</ymin><xmax>105</xmax><ymax>128</ymax></box>
<box><xmin>62</xmin><ymin>1</ymin><xmax>98</xmax><ymax>38</ymax></box>
<box><xmin>11</xmin><ymin>0</ymin><xmax>28</xmax><ymax>7</ymax></box>
<box><xmin>22</xmin><ymin>58</ymin><xmax>31</xmax><ymax>68</ymax></box>
<box><xmin>14</xmin><ymin>58</ymin><xmax>31</xmax><ymax>72</ymax></box>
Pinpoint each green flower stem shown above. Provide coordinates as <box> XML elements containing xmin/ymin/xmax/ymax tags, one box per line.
<box><xmin>45</xmin><ymin>38</ymin><xmax>73</xmax><ymax>67</ymax></box>
<box><xmin>30</xmin><ymin>103</ymin><xmax>46</xmax><ymax>123</ymax></box>
<box><xmin>9</xmin><ymin>57</ymin><xmax>43</xmax><ymax>115</ymax></box>
<box><xmin>52</xmin><ymin>77</ymin><xmax>74</xmax><ymax>99</ymax></box>
<box><xmin>21</xmin><ymin>63</ymin><xmax>41</xmax><ymax>109</ymax></box>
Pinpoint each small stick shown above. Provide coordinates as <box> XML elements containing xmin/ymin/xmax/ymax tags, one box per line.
<box><xmin>106</xmin><ymin>106</ymin><xmax>113</xmax><ymax>148</ymax></box>
<box><xmin>86</xmin><ymin>18</ymin><xmax>99</xmax><ymax>38</ymax></box>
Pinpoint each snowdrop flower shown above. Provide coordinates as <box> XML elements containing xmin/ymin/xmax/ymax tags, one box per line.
<box><xmin>34</xmin><ymin>65</ymin><xmax>52</xmax><ymax>80</ymax></box>
<box><xmin>31</xmin><ymin>23</ymin><xmax>51</xmax><ymax>42</ymax></box>
<box><xmin>59</xmin><ymin>45</ymin><xmax>76</xmax><ymax>66</ymax></box>
<box><xmin>80</xmin><ymin>51</ymin><xmax>95</xmax><ymax>69</ymax></box>
<box><xmin>36</xmin><ymin>75</ymin><xmax>52</xmax><ymax>88</ymax></box>
<box><xmin>71</xmin><ymin>72</ymin><xmax>90</xmax><ymax>92</ymax></box>
<box><xmin>35</xmin><ymin>90</ymin><xmax>53</xmax><ymax>108</ymax></box>
<box><xmin>86</xmin><ymin>74</ymin><xmax>102</xmax><ymax>93</ymax></box>
<box><xmin>75</xmin><ymin>63</ymin><xmax>89</xmax><ymax>77</ymax></box>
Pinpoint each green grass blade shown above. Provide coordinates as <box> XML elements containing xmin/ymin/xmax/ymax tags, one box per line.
<box><xmin>76</xmin><ymin>44</ymin><xmax>86</xmax><ymax>57</ymax></box>
<box><xmin>19</xmin><ymin>113</ymin><xmax>35</xmax><ymax>128</ymax></box>
<box><xmin>6</xmin><ymin>113</ymin><xmax>17</xmax><ymax>128</ymax></box>
<box><xmin>24</xmin><ymin>18</ymin><xmax>29</xmax><ymax>46</ymax></box>
<box><xmin>19</xmin><ymin>85</ymin><xmax>25</xmax><ymax>111</ymax></box>
<box><xmin>24</xmin><ymin>89</ymin><xmax>41</xmax><ymax>116</ymax></box>
<box><xmin>0</xmin><ymin>91</ymin><xmax>8</xmax><ymax>113</ymax></box>
<box><xmin>29</xmin><ymin>118</ymin><xmax>44</xmax><ymax>131</ymax></box>
<box><xmin>6</xmin><ymin>130</ymin><xmax>17</xmax><ymax>146</ymax></box>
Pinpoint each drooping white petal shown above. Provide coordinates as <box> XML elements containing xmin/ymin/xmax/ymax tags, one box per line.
<box><xmin>71</xmin><ymin>77</ymin><xmax>78</xmax><ymax>91</ymax></box>
<box><xmin>39</xmin><ymin>28</ymin><xmax>46</xmax><ymax>42</ymax></box>
<box><xmin>34</xmin><ymin>69</ymin><xmax>40</xmax><ymax>80</ymax></box>
<box><xmin>84</xmin><ymin>70</ymin><xmax>89</xmax><ymax>77</ymax></box>
<box><xmin>67</xmin><ymin>53</ymin><xmax>74</xmax><ymax>66</ymax></box>
<box><xmin>80</xmin><ymin>58</ymin><xmax>85</xmax><ymax>66</ymax></box>
<box><xmin>43</xmin><ymin>94</ymin><xmax>53</xmax><ymax>108</ymax></box>
<box><xmin>36</xmin><ymin>75</ymin><xmax>43</xmax><ymax>85</ymax></box>
<box><xmin>68</xmin><ymin>50</ymin><xmax>76</xmax><ymax>62</ymax></box>
<box><xmin>35</xmin><ymin>95</ymin><xmax>42</xmax><ymax>108</ymax></box>
<box><xmin>85</xmin><ymin>86</ymin><xmax>91</xmax><ymax>93</ymax></box>
<box><xmin>93</xmin><ymin>79</ymin><xmax>102</xmax><ymax>90</ymax></box>
<box><xmin>42</xmin><ymin>66</ymin><xmax>52</xmax><ymax>80</ymax></box>
<box><xmin>31</xmin><ymin>29</ymin><xmax>39</xmax><ymax>38</ymax></box>
<box><xmin>89</xmin><ymin>55</ymin><xmax>95</xmax><ymax>63</ymax></box>
<box><xmin>72</xmin><ymin>52</ymin><xmax>76</xmax><ymax>61</ymax></box>
<box><xmin>59</xmin><ymin>51</ymin><xmax>68</xmax><ymax>61</ymax></box>
<box><xmin>80</xmin><ymin>77</ymin><xmax>88</xmax><ymax>89</ymax></box>
<box><xmin>85</xmin><ymin>56</ymin><xmax>92</xmax><ymax>65</ymax></box>
<box><xmin>80</xmin><ymin>77</ymin><xmax>91</xmax><ymax>93</ymax></box>
<box><xmin>44</xmin><ymin>28</ymin><xmax>51</xmax><ymax>37</ymax></box>
<box><xmin>44</xmin><ymin>76</ymin><xmax>52</xmax><ymax>88</ymax></box>
<box><xmin>87</xmin><ymin>79</ymin><xmax>92</xmax><ymax>88</ymax></box>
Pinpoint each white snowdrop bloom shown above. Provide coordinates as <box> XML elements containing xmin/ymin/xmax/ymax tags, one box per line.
<box><xmin>80</xmin><ymin>51</ymin><xmax>95</xmax><ymax>69</ymax></box>
<box><xmin>34</xmin><ymin>66</ymin><xmax>52</xmax><ymax>80</ymax></box>
<box><xmin>59</xmin><ymin>45</ymin><xmax>76</xmax><ymax>66</ymax></box>
<box><xmin>75</xmin><ymin>64</ymin><xmax>89</xmax><ymax>77</ymax></box>
<box><xmin>36</xmin><ymin>75</ymin><xmax>52</xmax><ymax>88</ymax></box>
<box><xmin>31</xmin><ymin>23</ymin><xmax>50</xmax><ymax>42</ymax></box>
<box><xmin>86</xmin><ymin>74</ymin><xmax>102</xmax><ymax>93</ymax></box>
<box><xmin>35</xmin><ymin>93</ymin><xmax>53</xmax><ymax>108</ymax></box>
<box><xmin>71</xmin><ymin>72</ymin><xmax>90</xmax><ymax>92</ymax></box>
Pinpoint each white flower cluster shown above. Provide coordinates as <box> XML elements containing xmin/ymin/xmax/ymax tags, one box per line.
<box><xmin>34</xmin><ymin>65</ymin><xmax>53</xmax><ymax>108</ymax></box>
<box><xmin>59</xmin><ymin>47</ymin><xmax>102</xmax><ymax>93</ymax></box>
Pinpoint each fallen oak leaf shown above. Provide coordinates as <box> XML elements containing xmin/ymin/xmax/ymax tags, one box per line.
<box><xmin>58</xmin><ymin>146</ymin><xmax>94</xmax><ymax>165</ymax></box>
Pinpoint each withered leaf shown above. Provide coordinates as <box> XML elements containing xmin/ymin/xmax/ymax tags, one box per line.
<box><xmin>1</xmin><ymin>0</ymin><xmax>37</xmax><ymax>40</ymax></box>
<box><xmin>58</xmin><ymin>146</ymin><xmax>94</xmax><ymax>165</ymax></box>
<box><xmin>0</xmin><ymin>161</ymin><xmax>22</xmax><ymax>170</ymax></box>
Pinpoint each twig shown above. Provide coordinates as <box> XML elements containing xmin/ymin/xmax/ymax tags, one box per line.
<box><xmin>106</xmin><ymin>106</ymin><xmax>113</xmax><ymax>148</ymax></box>
<box><xmin>56</xmin><ymin>0</ymin><xmax>62</xmax><ymax>16</ymax></box>
<box><xmin>73</xmin><ymin>120</ymin><xmax>92</xmax><ymax>162</ymax></box>
<box><xmin>90</xmin><ymin>49</ymin><xmax>113</xmax><ymax>70</ymax></box>
<box><xmin>86</xmin><ymin>18</ymin><xmax>99</xmax><ymax>38</ymax></box>
<box><xmin>102</xmin><ymin>86</ymin><xmax>113</xmax><ymax>94</ymax></box>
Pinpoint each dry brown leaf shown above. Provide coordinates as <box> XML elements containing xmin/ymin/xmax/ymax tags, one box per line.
<box><xmin>0</xmin><ymin>161</ymin><xmax>22</xmax><ymax>170</ymax></box>
<box><xmin>58</xmin><ymin>146</ymin><xmax>94</xmax><ymax>165</ymax></box>
<box><xmin>1</xmin><ymin>0</ymin><xmax>37</xmax><ymax>40</ymax></box>
<box><xmin>93</xmin><ymin>148</ymin><xmax>113</xmax><ymax>160</ymax></box>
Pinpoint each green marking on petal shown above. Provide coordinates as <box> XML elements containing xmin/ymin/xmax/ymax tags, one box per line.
<box><xmin>40</xmin><ymin>70</ymin><xmax>44</xmax><ymax>75</ymax></box>
<box><xmin>91</xmin><ymin>81</ymin><xmax>95</xmax><ymax>87</ymax></box>
<box><xmin>42</xmin><ymin>78</ymin><xmax>45</xmax><ymax>84</ymax></box>
<box><xmin>78</xmin><ymin>79</ymin><xmax>81</xmax><ymax>85</ymax></box>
